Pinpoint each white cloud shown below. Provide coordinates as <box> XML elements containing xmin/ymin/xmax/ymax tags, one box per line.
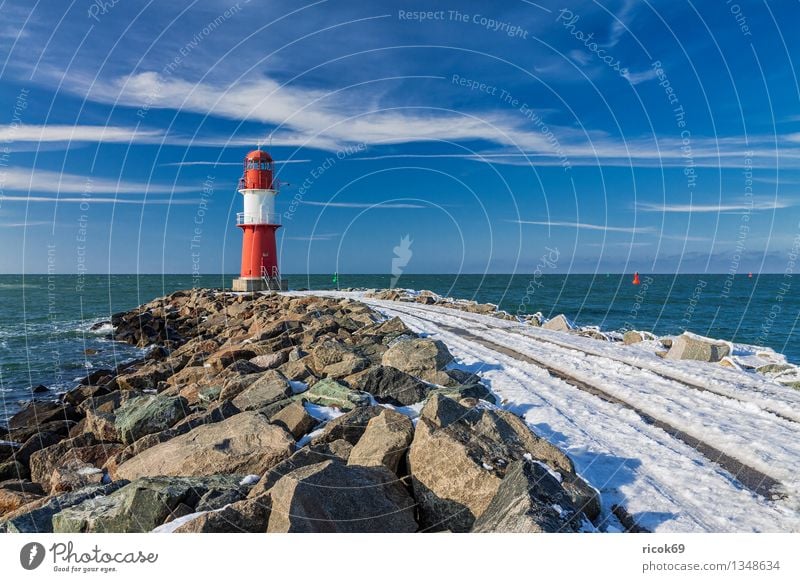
<box><xmin>0</xmin><ymin>124</ymin><xmax>163</xmax><ymax>143</ymax></box>
<box><xmin>513</xmin><ymin>219</ymin><xmax>654</xmax><ymax>234</ymax></box>
<box><xmin>299</xmin><ymin>201</ymin><xmax>427</xmax><ymax>209</ymax></box>
<box><xmin>636</xmin><ymin>200</ymin><xmax>791</xmax><ymax>213</ymax></box>
<box><xmin>0</xmin><ymin>167</ymin><xmax>195</xmax><ymax>194</ymax></box>
<box><xmin>1</xmin><ymin>195</ymin><xmax>199</xmax><ymax>205</ymax></box>
<box><xmin>286</xmin><ymin>233</ymin><xmax>339</xmax><ymax>241</ymax></box>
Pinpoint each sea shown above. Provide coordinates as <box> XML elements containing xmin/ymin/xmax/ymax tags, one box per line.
<box><xmin>1</xmin><ymin>273</ymin><xmax>797</xmax><ymax>424</ymax></box>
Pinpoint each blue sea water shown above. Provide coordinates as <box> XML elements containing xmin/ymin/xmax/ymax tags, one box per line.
<box><xmin>0</xmin><ymin>273</ymin><xmax>797</xmax><ymax>424</ymax></box>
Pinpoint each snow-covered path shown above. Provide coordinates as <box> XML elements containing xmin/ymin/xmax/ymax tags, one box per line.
<box><xmin>296</xmin><ymin>291</ymin><xmax>800</xmax><ymax>533</ymax></box>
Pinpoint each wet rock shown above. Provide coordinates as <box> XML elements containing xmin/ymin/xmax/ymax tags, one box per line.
<box><xmin>267</xmin><ymin>460</ymin><xmax>416</xmax><ymax>533</ymax></box>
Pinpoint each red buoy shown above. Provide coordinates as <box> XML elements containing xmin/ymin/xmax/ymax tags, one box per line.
<box><xmin>632</xmin><ymin>272</ymin><xmax>641</xmax><ymax>285</ymax></box>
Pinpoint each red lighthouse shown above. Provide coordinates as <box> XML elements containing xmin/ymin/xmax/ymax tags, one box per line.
<box><xmin>231</xmin><ymin>149</ymin><xmax>287</xmax><ymax>291</ymax></box>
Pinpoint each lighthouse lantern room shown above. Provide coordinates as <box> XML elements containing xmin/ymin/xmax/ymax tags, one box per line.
<box><xmin>231</xmin><ymin>149</ymin><xmax>288</xmax><ymax>292</ymax></box>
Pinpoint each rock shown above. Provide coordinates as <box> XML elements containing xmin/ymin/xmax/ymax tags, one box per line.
<box><xmin>206</xmin><ymin>347</ymin><xmax>257</xmax><ymax>371</ymax></box>
<box><xmin>756</xmin><ymin>363</ymin><xmax>795</xmax><ymax>376</ymax></box>
<box><xmin>269</xmin><ymin>402</ymin><xmax>317</xmax><ymax>440</ymax></box>
<box><xmin>0</xmin><ymin>488</ymin><xmax>43</xmax><ymax>516</ymax></box>
<box><xmin>115</xmin><ymin>411</ymin><xmax>294</xmax><ymax>480</ymax></box>
<box><xmin>29</xmin><ymin>434</ymin><xmax>123</xmax><ymax>490</ymax></box>
<box><xmin>0</xmin><ymin>482</ymin><xmax>127</xmax><ymax>533</ymax></box>
<box><xmin>115</xmin><ymin>361</ymin><xmax>175</xmax><ymax>391</ymax></box>
<box><xmin>665</xmin><ymin>333</ymin><xmax>731</xmax><ymax>363</ymax></box>
<box><xmin>309</xmin><ymin>406</ymin><xmax>384</xmax><ymax>446</ymax></box>
<box><xmin>302</xmin><ymin>378</ymin><xmax>371</xmax><ymax>411</ymax></box>
<box><xmin>322</xmin><ymin>356</ymin><xmax>370</xmax><ymax>379</ymax></box>
<box><xmin>115</xmin><ymin>395</ymin><xmax>189</xmax><ymax>444</ymax></box>
<box><xmin>471</xmin><ymin>460</ymin><xmax>586</xmax><ymax>532</ymax></box>
<box><xmin>218</xmin><ymin>373</ymin><xmax>262</xmax><ymax>401</ymax></box>
<box><xmin>31</xmin><ymin>384</ymin><xmax>49</xmax><ymax>394</ymax></box>
<box><xmin>267</xmin><ymin>460</ymin><xmax>416</xmax><ymax>532</ymax></box>
<box><xmin>542</xmin><ymin>314</ymin><xmax>573</xmax><ymax>331</ymax></box>
<box><xmin>231</xmin><ymin>370</ymin><xmax>292</xmax><ymax>411</ymax></box>
<box><xmin>311</xmin><ymin>340</ymin><xmax>354</xmax><ymax>370</ymax></box>
<box><xmin>63</xmin><ymin>384</ymin><xmax>110</xmax><ymax>408</ymax></box>
<box><xmin>250</xmin><ymin>350</ymin><xmax>289</xmax><ymax>370</ymax></box>
<box><xmin>7</xmin><ymin>401</ymin><xmax>80</xmax><ymax>431</ymax></box>
<box><xmin>52</xmin><ymin>475</ymin><xmax>244</xmax><ymax>533</ymax></box>
<box><xmin>431</xmin><ymin>383</ymin><xmax>496</xmax><ymax>404</ymax></box>
<box><xmin>13</xmin><ymin>431</ymin><xmax>64</xmax><ymax>465</ymax></box>
<box><xmin>348</xmin><ymin>365</ymin><xmax>431</xmax><ymax>406</ymax></box>
<box><xmin>49</xmin><ymin>459</ymin><xmax>105</xmax><ymax>493</ymax></box>
<box><xmin>623</xmin><ymin>330</ymin><xmax>644</xmax><ymax>345</ymax></box>
<box><xmin>171</xmin><ymin>496</ymin><xmax>271</xmax><ymax>533</ymax></box>
<box><xmin>247</xmin><ymin>440</ymin><xmax>354</xmax><ymax>498</ymax></box>
<box><xmin>278</xmin><ymin>359</ymin><xmax>314</xmax><ymax>381</ymax></box>
<box><xmin>0</xmin><ymin>460</ymin><xmax>29</xmax><ymax>481</ymax></box>
<box><xmin>348</xmin><ymin>409</ymin><xmax>414</xmax><ymax>474</ymax></box>
<box><xmin>408</xmin><ymin>395</ymin><xmax>598</xmax><ymax>532</ymax></box>
<box><xmin>0</xmin><ymin>479</ymin><xmax>44</xmax><ymax>495</ymax></box>
<box><xmin>381</xmin><ymin>338</ymin><xmax>453</xmax><ymax>377</ymax></box>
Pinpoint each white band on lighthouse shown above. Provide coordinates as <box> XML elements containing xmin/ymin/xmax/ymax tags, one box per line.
<box><xmin>238</xmin><ymin>188</ymin><xmax>279</xmax><ymax>225</ymax></box>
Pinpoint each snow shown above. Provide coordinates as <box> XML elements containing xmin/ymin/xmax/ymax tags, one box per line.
<box><xmin>239</xmin><ymin>474</ymin><xmax>260</xmax><ymax>486</ymax></box>
<box><xmin>303</xmin><ymin>402</ymin><xmax>344</xmax><ymax>422</ymax></box>
<box><xmin>291</xmin><ymin>290</ymin><xmax>800</xmax><ymax>533</ymax></box>
<box><xmin>289</xmin><ymin>380</ymin><xmax>308</xmax><ymax>395</ymax></box>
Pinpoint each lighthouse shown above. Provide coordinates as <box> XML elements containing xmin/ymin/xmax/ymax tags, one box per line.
<box><xmin>231</xmin><ymin>149</ymin><xmax>288</xmax><ymax>292</ymax></box>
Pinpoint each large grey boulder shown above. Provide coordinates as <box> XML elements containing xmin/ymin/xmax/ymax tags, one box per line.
<box><xmin>171</xmin><ymin>496</ymin><xmax>271</xmax><ymax>533</ymax></box>
<box><xmin>348</xmin><ymin>409</ymin><xmax>414</xmax><ymax>474</ymax></box>
<box><xmin>269</xmin><ymin>402</ymin><xmax>317</xmax><ymax>440</ymax></box>
<box><xmin>472</xmin><ymin>460</ymin><xmax>586</xmax><ymax>532</ymax></box>
<box><xmin>114</xmin><ymin>412</ymin><xmax>294</xmax><ymax>480</ymax></box>
<box><xmin>0</xmin><ymin>482</ymin><xmax>128</xmax><ymax>533</ymax></box>
<box><xmin>115</xmin><ymin>395</ymin><xmax>189</xmax><ymax>444</ymax></box>
<box><xmin>231</xmin><ymin>370</ymin><xmax>292</xmax><ymax>411</ymax></box>
<box><xmin>381</xmin><ymin>338</ymin><xmax>453</xmax><ymax>377</ymax></box>
<box><xmin>408</xmin><ymin>395</ymin><xmax>598</xmax><ymax>532</ymax></box>
<box><xmin>52</xmin><ymin>475</ymin><xmax>244</xmax><ymax>533</ymax></box>
<box><xmin>665</xmin><ymin>333</ymin><xmax>731</xmax><ymax>362</ymax></box>
<box><xmin>302</xmin><ymin>378</ymin><xmax>371</xmax><ymax>411</ymax></box>
<box><xmin>309</xmin><ymin>405</ymin><xmax>385</xmax><ymax>446</ymax></box>
<box><xmin>347</xmin><ymin>365</ymin><xmax>431</xmax><ymax>406</ymax></box>
<box><xmin>267</xmin><ymin>460</ymin><xmax>417</xmax><ymax>532</ymax></box>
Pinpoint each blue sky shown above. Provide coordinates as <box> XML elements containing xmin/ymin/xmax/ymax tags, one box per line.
<box><xmin>1</xmin><ymin>0</ymin><xmax>799</xmax><ymax>275</ymax></box>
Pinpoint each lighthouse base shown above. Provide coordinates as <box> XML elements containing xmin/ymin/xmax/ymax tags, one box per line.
<box><xmin>232</xmin><ymin>276</ymin><xmax>288</xmax><ymax>292</ymax></box>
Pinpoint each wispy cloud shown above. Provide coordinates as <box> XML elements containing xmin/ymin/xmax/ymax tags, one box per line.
<box><xmin>1</xmin><ymin>167</ymin><xmax>195</xmax><ymax>194</ymax></box>
<box><xmin>299</xmin><ymin>201</ymin><xmax>427</xmax><ymax>209</ymax></box>
<box><xmin>286</xmin><ymin>233</ymin><xmax>340</xmax><ymax>241</ymax></box>
<box><xmin>636</xmin><ymin>199</ymin><xmax>791</xmax><ymax>213</ymax></box>
<box><xmin>161</xmin><ymin>159</ymin><xmax>311</xmax><ymax>167</ymax></box>
<box><xmin>512</xmin><ymin>219</ymin><xmax>654</xmax><ymax>234</ymax></box>
<box><xmin>0</xmin><ymin>195</ymin><xmax>199</xmax><ymax>205</ymax></box>
<box><xmin>0</xmin><ymin>124</ymin><xmax>163</xmax><ymax>143</ymax></box>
